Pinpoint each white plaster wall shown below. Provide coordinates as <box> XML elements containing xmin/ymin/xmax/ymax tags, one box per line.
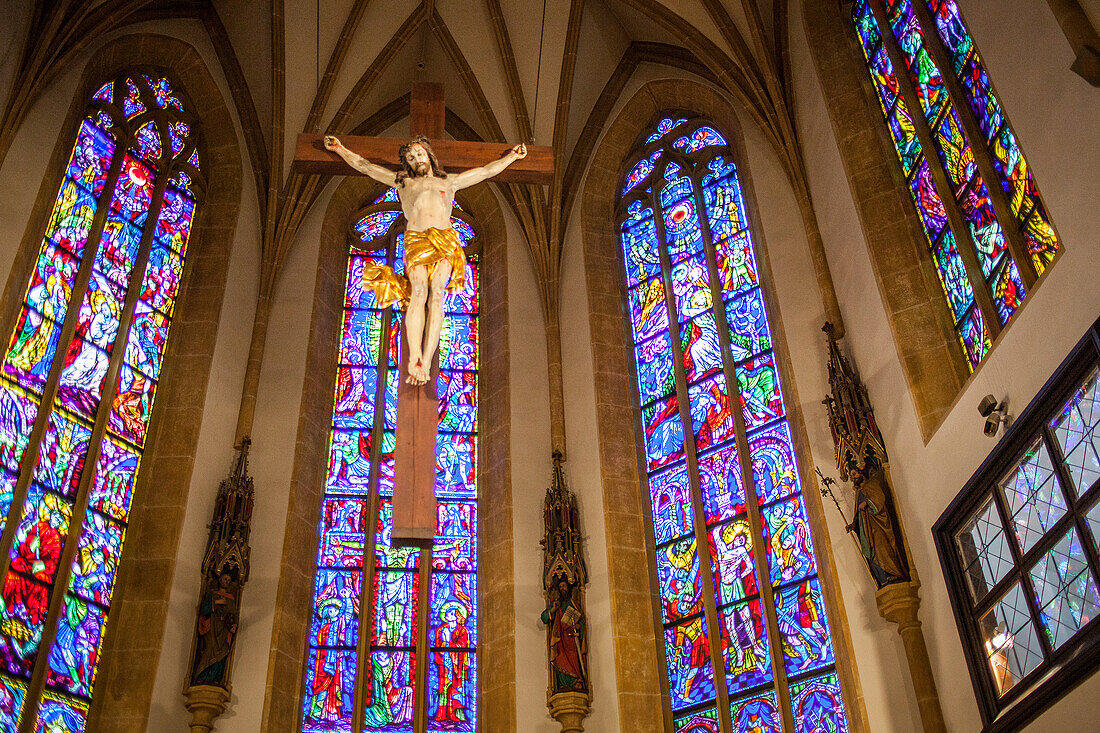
<box><xmin>791</xmin><ymin>0</ymin><xmax>1100</xmax><ymax>730</ymax></box>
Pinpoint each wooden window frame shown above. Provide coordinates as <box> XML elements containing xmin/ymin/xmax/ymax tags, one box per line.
<box><xmin>934</xmin><ymin>317</ymin><xmax>1100</xmax><ymax>732</ymax></box>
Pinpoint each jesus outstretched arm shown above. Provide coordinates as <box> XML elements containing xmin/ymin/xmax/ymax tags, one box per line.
<box><xmin>324</xmin><ymin>136</ymin><xmax>398</xmax><ymax>188</ymax></box>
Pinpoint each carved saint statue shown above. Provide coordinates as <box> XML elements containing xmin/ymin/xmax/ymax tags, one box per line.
<box><xmin>190</xmin><ymin>568</ymin><xmax>241</xmax><ymax>686</ymax></box>
<box><xmin>541</xmin><ymin>578</ymin><xmax>589</xmax><ymax>694</ymax></box>
<box><xmin>324</xmin><ymin>134</ymin><xmax>526</xmax><ymax>384</ymax></box>
<box><xmin>846</xmin><ymin>461</ymin><xmax>907</xmax><ymax>588</ymax></box>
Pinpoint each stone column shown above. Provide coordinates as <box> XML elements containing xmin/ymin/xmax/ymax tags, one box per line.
<box><xmin>875</xmin><ymin>581</ymin><xmax>947</xmax><ymax>733</ymax></box>
<box><xmin>183</xmin><ymin>684</ymin><xmax>230</xmax><ymax>733</ymax></box>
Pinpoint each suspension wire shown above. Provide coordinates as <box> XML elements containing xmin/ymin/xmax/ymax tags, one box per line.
<box><xmin>531</xmin><ymin>0</ymin><xmax>547</xmax><ymax>143</ymax></box>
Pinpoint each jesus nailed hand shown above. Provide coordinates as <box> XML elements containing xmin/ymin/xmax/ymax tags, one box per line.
<box><xmin>323</xmin><ymin>134</ymin><xmax>526</xmax><ymax>385</ymax></box>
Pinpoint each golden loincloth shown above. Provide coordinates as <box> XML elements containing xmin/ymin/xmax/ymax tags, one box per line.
<box><xmin>360</xmin><ymin>227</ymin><xmax>467</xmax><ymax>309</ymax></box>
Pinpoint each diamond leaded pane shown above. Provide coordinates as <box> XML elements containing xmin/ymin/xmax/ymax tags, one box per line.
<box><xmin>998</xmin><ymin>439</ymin><xmax>1066</xmax><ymax>553</ymax></box>
<box><xmin>1028</xmin><ymin>528</ymin><xmax>1100</xmax><ymax>650</ymax></box>
<box><xmin>980</xmin><ymin>581</ymin><xmax>1043</xmax><ymax>696</ymax></box>
<box><xmin>956</xmin><ymin>498</ymin><xmax>1013</xmax><ymax>602</ymax></box>
<box><xmin>1052</xmin><ymin>369</ymin><xmax>1100</xmax><ymax>496</ymax></box>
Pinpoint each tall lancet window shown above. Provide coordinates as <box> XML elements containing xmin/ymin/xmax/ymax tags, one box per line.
<box><xmin>852</xmin><ymin>0</ymin><xmax>1061</xmax><ymax>370</ymax></box>
<box><xmin>301</xmin><ymin>190</ymin><xmax>480</xmax><ymax>733</ymax></box>
<box><xmin>0</xmin><ymin>74</ymin><xmax>201</xmax><ymax>731</ymax></box>
<box><xmin>618</xmin><ymin>115</ymin><xmax>851</xmax><ymax>733</ymax></box>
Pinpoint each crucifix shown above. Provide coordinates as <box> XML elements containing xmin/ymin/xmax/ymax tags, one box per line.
<box><xmin>294</xmin><ymin>82</ymin><xmax>552</xmax><ymax>546</ymax></box>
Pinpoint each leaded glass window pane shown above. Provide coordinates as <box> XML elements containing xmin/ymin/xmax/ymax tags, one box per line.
<box><xmin>301</xmin><ymin>198</ymin><xmax>480</xmax><ymax>731</ymax></box>
<box><xmin>0</xmin><ymin>73</ymin><xmax>201</xmax><ymax>731</ymax></box>
<box><xmin>619</xmin><ymin>115</ymin><xmax>850</xmax><ymax>731</ymax></box>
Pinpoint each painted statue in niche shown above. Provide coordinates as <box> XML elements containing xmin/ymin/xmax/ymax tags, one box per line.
<box><xmin>190</xmin><ymin>567</ymin><xmax>241</xmax><ymax>685</ymax></box>
<box><xmin>541</xmin><ymin>452</ymin><xmax>591</xmax><ymax>697</ymax></box>
<box><xmin>821</xmin><ymin>323</ymin><xmax>910</xmax><ymax>589</ymax></box>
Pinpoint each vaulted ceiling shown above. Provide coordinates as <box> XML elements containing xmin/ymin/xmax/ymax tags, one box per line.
<box><xmin>0</xmin><ymin>0</ymin><xmax>808</xmax><ymax>316</ymax></box>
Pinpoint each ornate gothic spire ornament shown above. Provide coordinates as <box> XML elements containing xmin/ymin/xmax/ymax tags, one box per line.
<box><xmin>183</xmin><ymin>438</ymin><xmax>256</xmax><ymax>733</ymax></box>
<box><xmin>540</xmin><ymin>451</ymin><xmax>591</xmax><ymax>732</ymax></box>
<box><xmin>821</xmin><ymin>323</ymin><xmax>909</xmax><ymax>588</ymax></box>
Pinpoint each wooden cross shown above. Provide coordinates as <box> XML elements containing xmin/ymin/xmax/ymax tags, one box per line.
<box><xmin>294</xmin><ymin>83</ymin><xmax>553</xmax><ymax>546</ymax></box>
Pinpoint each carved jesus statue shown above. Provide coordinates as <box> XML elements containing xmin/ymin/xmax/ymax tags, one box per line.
<box><xmin>324</xmin><ymin>134</ymin><xmax>526</xmax><ymax>384</ymax></box>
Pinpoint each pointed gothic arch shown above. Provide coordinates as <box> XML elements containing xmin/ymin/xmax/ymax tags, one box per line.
<box><xmin>0</xmin><ymin>33</ymin><xmax>242</xmax><ymax>732</ymax></box>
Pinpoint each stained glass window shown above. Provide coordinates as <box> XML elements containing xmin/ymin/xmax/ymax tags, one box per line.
<box><xmin>0</xmin><ymin>73</ymin><xmax>201</xmax><ymax>731</ymax></box>
<box><xmin>852</xmin><ymin>0</ymin><xmax>1060</xmax><ymax>370</ymax></box>
<box><xmin>619</xmin><ymin>115</ymin><xmax>851</xmax><ymax>731</ymax></box>
<box><xmin>936</xmin><ymin>326</ymin><xmax>1100</xmax><ymax>726</ymax></box>
<box><xmin>301</xmin><ymin>195</ymin><xmax>480</xmax><ymax>732</ymax></box>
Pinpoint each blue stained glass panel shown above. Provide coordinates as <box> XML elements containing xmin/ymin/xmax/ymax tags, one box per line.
<box><xmin>715</xmin><ymin>231</ymin><xmax>758</xmax><ymax>298</ymax></box>
<box><xmin>68</xmin><ymin>511</ymin><xmax>123</xmax><ymax>608</ymax></box>
<box><xmin>621</xmin><ymin>205</ymin><xmax>662</xmax><ymax>290</ymax></box>
<box><xmin>649</xmin><ymin>118</ymin><xmax>687</xmax><ymax>143</ymax></box>
<box><xmin>340</xmin><ymin>310</ymin><xmax>384</xmax><ymax>367</ymax></box>
<box><xmin>32</xmin><ymin>690</ymin><xmax>87</xmax><ymax>733</ymax></box>
<box><xmin>730</xmin><ymin>689</ymin><xmax>782</xmax><ymax>733</ymax></box>
<box><xmin>346</xmin><ymin>256</ymin><xmax>382</xmax><ymax>310</ymax></box>
<box><xmin>762</xmin><ymin>496</ymin><xmax>818</xmax><ymax>587</ymax></box>
<box><xmin>30</xmin><ymin>409</ymin><xmax>91</xmax><ymax>500</ymax></box>
<box><xmin>374</xmin><ymin>500</ymin><xmax>419</xmax><ymax>570</ymax></box>
<box><xmin>775</xmin><ymin>579</ymin><xmax>835</xmax><ymax>678</ymax></box>
<box><xmin>140</xmin><ymin>245</ymin><xmax>184</xmax><ymax>316</ymax></box>
<box><xmin>333</xmin><ymin>367</ymin><xmax>377</xmax><ymax>430</ymax></box>
<box><xmin>622</xmin><ymin>152</ymin><xmax>659</xmax><ymax>195</ymax></box>
<box><xmin>688</xmin><ymin>373</ymin><xmax>737</xmax><ymax>453</ymax></box>
<box><xmin>726</xmin><ymin>288</ymin><xmax>771</xmax><ymax>362</ymax></box>
<box><xmin>0</xmin><ymin>382</ymin><xmax>38</xmax><ymax>475</ymax></box>
<box><xmin>443</xmin><ymin>260</ymin><xmax>478</xmax><ymax>315</ymax></box>
<box><xmin>909</xmin><ymin>158</ymin><xmax>948</xmax><ymax>242</ymax></box>
<box><xmin>26</xmin><ymin>243</ymin><xmax>80</xmax><ymax>329</ymax></box>
<box><xmin>750</xmin><ymin>422</ymin><xmax>801</xmax><ymax>506</ymax></box>
<box><xmin>438</xmin><ymin>316</ymin><xmax>478</xmax><ymax>372</ymax></box>
<box><xmin>933</xmin><ymin>231</ymin><xmax>973</xmax><ymax>323</ymax></box>
<box><xmin>438</xmin><ymin>371</ymin><xmax>477</xmax><ymax>433</ymax></box>
<box><xmin>720</xmin><ymin>599</ymin><xmax>773</xmax><ymax>694</ymax></box>
<box><xmin>154</xmin><ymin>186</ymin><xmax>195</xmax><ymax>255</ymax></box>
<box><xmin>736</xmin><ymin>355</ymin><xmax>784</xmax><ymax>431</ymax></box>
<box><xmin>133</xmin><ymin>121</ymin><xmax>161</xmax><ymax>162</ymax></box>
<box><xmin>362</xmin><ymin>650</ymin><xmax>416</xmax><ymax>731</ymax></box>
<box><xmin>67</xmin><ymin>121</ymin><xmax>113</xmax><ymax>198</ymax></box>
<box><xmin>56</xmin><ymin>338</ymin><xmax>110</xmax><ymax>420</ymax></box>
<box><xmin>928</xmin><ymin>0</ymin><xmax>972</xmax><ymax>71</ymax></box>
<box><xmin>789</xmin><ymin>670</ymin><xmax>850</xmax><ymax>733</ymax></box>
<box><xmin>107</xmin><ymin>364</ymin><xmax>156</xmax><ymax>446</ymax></box>
<box><xmin>703</xmin><ymin>173</ymin><xmax>748</xmax><ymax>244</ymax></box>
<box><xmin>669</xmin><ymin>258</ymin><xmax>712</xmax><ymax>322</ymax></box>
<box><xmin>959</xmin><ymin>53</ymin><xmax>1004</xmax><ymax>140</ymax></box>
<box><xmin>991</xmin><ymin>257</ymin><xmax>1025</xmax><ymax>325</ymax></box>
<box><xmin>310</xmin><ymin>570</ymin><xmax>362</xmax><ymax>648</ymax></box>
<box><xmin>44</xmin><ymin>594</ymin><xmax>106</xmax><ymax>699</ymax></box>
<box><xmin>957</xmin><ymin>177</ymin><xmax>1006</xmax><ymax>278</ymax></box>
<box><xmin>642</xmin><ymin>395</ymin><xmax>685</xmax><ymax>473</ymax></box>
<box><xmin>125</xmin><ymin>301</ymin><xmax>169</xmax><ymax>379</ymax></box>
<box><xmin>960</xmin><ymin>307</ymin><xmax>990</xmax><ymax>368</ymax></box>
<box><xmin>629</xmin><ymin>277</ymin><xmax>669</xmax><ymax>344</ymax></box>
<box><xmin>371</xmin><ymin>571</ymin><xmax>418</xmax><ymax>648</ymax></box>
<box><xmin>0</xmin><ymin>673</ymin><xmax>27</xmax><ymax>731</ymax></box>
<box><xmin>110</xmin><ymin>156</ymin><xmax>156</xmax><ymax>228</ymax></box>
<box><xmin>425</xmin><ymin>650</ymin><xmax>477</xmax><ymax>731</ymax></box>
<box><xmin>318</xmin><ymin>498</ymin><xmax>367</xmax><ymax>569</ymax></box>
<box><xmin>301</xmin><ymin>647</ymin><xmax>356</xmax><ymax>732</ymax></box>
<box><xmin>664</xmin><ymin>617</ymin><xmax>716</xmax><ymax>710</ymax></box>
<box><xmin>46</xmin><ymin>183</ymin><xmax>97</xmax><ymax>264</ymax></box>
<box><xmin>429</xmin><ymin>572</ymin><xmax>478</xmax><ymax>648</ymax></box>
<box><xmin>356</xmin><ymin>211</ymin><xmax>401</xmax><ymax>242</ymax></box>
<box><xmin>635</xmin><ymin>331</ymin><xmax>676</xmax><ymax>405</ymax></box>
<box><xmin>5</xmin><ymin>308</ymin><xmax>64</xmax><ymax>395</ymax></box>
<box><xmin>88</xmin><ymin>437</ymin><xmax>138</xmax><ymax>522</ymax></box>
<box><xmin>680</xmin><ymin>313</ymin><xmax>722</xmax><ymax>384</ymax></box>
<box><xmin>650</xmin><ymin>463</ymin><xmax>694</xmax><ymax>545</ymax></box>
<box><xmin>433</xmin><ymin>502</ymin><xmax>477</xmax><ymax>572</ymax></box>
<box><xmin>663</xmin><ymin>199</ymin><xmax>704</xmax><ymax>263</ymax></box>
<box><xmin>698</xmin><ymin>442</ymin><xmax>746</xmax><ymax>524</ymax></box>
<box><xmin>657</xmin><ymin>539</ymin><xmax>703</xmax><ymax>624</ymax></box>
<box><xmin>674</xmin><ymin>707</ymin><xmax>719</xmax><ymax>733</ymax></box>
<box><xmin>435</xmin><ymin>433</ymin><xmax>476</xmax><ymax>498</ymax></box>
<box><xmin>710</xmin><ymin>520</ymin><xmax>757</xmax><ymax>605</ymax></box>
<box><xmin>326</xmin><ymin>430</ymin><xmax>374</xmax><ymax>495</ymax></box>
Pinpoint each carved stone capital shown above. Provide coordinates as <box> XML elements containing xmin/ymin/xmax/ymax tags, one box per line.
<box><xmin>875</xmin><ymin>579</ymin><xmax>922</xmax><ymax>633</ymax></box>
<box><xmin>547</xmin><ymin>690</ymin><xmax>591</xmax><ymax>733</ymax></box>
<box><xmin>183</xmin><ymin>684</ymin><xmax>231</xmax><ymax>733</ymax></box>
